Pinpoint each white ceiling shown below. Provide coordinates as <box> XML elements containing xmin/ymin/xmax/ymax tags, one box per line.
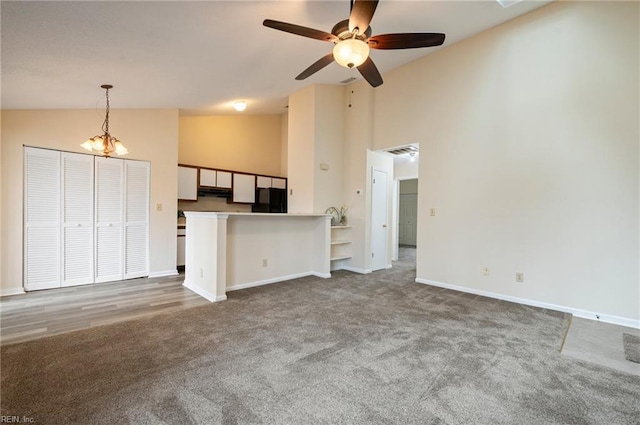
<box><xmin>1</xmin><ymin>0</ymin><xmax>553</xmax><ymax>116</ymax></box>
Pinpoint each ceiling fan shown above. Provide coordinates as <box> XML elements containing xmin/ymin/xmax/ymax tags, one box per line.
<box><xmin>263</xmin><ymin>0</ymin><xmax>445</xmax><ymax>88</ymax></box>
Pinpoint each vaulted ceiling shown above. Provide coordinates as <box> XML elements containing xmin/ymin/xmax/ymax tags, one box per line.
<box><xmin>1</xmin><ymin>0</ymin><xmax>552</xmax><ymax>115</ymax></box>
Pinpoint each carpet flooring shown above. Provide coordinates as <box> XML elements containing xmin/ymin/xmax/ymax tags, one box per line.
<box><xmin>1</xmin><ymin>256</ymin><xmax>639</xmax><ymax>424</ymax></box>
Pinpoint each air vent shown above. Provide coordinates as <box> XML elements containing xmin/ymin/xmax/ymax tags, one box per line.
<box><xmin>385</xmin><ymin>145</ymin><xmax>418</xmax><ymax>156</ymax></box>
<box><xmin>340</xmin><ymin>77</ymin><xmax>357</xmax><ymax>84</ymax></box>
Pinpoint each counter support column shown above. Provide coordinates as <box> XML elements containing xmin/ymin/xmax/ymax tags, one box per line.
<box><xmin>183</xmin><ymin>212</ymin><xmax>229</xmax><ymax>302</ymax></box>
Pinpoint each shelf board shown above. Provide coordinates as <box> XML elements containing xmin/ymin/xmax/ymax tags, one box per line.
<box><xmin>330</xmin><ymin>255</ymin><xmax>352</xmax><ymax>261</ymax></box>
<box><xmin>331</xmin><ymin>240</ymin><xmax>351</xmax><ymax>245</ymax></box>
<box><xmin>331</xmin><ymin>225</ymin><xmax>352</xmax><ymax>229</ymax></box>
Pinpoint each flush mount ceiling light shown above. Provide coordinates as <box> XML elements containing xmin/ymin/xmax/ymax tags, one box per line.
<box><xmin>81</xmin><ymin>84</ymin><xmax>128</xmax><ymax>157</ymax></box>
<box><xmin>233</xmin><ymin>101</ymin><xmax>247</xmax><ymax>112</ymax></box>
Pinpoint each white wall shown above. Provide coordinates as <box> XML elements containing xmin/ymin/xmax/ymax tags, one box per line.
<box><xmin>372</xmin><ymin>1</ymin><xmax>639</xmax><ymax>324</ymax></box>
<box><xmin>313</xmin><ymin>85</ymin><xmax>345</xmax><ymax>213</ymax></box>
<box><xmin>287</xmin><ymin>84</ymin><xmax>345</xmax><ymax>214</ymax></box>
<box><xmin>287</xmin><ymin>86</ymin><xmax>316</xmax><ymax>213</ymax></box>
<box><xmin>367</xmin><ymin>150</ymin><xmax>394</xmax><ymax>270</ymax></box>
<box><xmin>1</xmin><ymin>109</ymin><xmax>179</xmax><ymax>295</ymax></box>
<box><xmin>395</xmin><ymin>158</ymin><xmax>419</xmax><ymax>181</ymax></box>
<box><xmin>342</xmin><ymin>81</ymin><xmax>375</xmax><ymax>272</ymax></box>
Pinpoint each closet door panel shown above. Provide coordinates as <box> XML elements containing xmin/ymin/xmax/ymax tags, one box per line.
<box><xmin>61</xmin><ymin>152</ymin><xmax>94</xmax><ymax>286</ymax></box>
<box><xmin>124</xmin><ymin>161</ymin><xmax>149</xmax><ymax>278</ymax></box>
<box><xmin>95</xmin><ymin>157</ymin><xmax>124</xmax><ymax>283</ymax></box>
<box><xmin>24</xmin><ymin>147</ymin><xmax>61</xmax><ymax>291</ymax></box>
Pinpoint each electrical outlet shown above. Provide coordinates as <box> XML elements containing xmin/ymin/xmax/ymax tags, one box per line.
<box><xmin>199</xmin><ymin>268</ymin><xmax>203</xmax><ymax>278</ymax></box>
<box><xmin>430</xmin><ymin>208</ymin><xmax>436</xmax><ymax>216</ymax></box>
<box><xmin>516</xmin><ymin>272</ymin><xmax>524</xmax><ymax>283</ymax></box>
<box><xmin>262</xmin><ymin>259</ymin><xmax>268</xmax><ymax>267</ymax></box>
<box><xmin>482</xmin><ymin>267</ymin><xmax>490</xmax><ymax>276</ymax></box>
<box><xmin>156</xmin><ymin>203</ymin><xmax>163</xmax><ymax>212</ymax></box>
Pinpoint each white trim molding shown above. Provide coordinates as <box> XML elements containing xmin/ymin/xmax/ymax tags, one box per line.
<box><xmin>416</xmin><ymin>278</ymin><xmax>640</xmax><ymax>330</ymax></box>
<box><xmin>227</xmin><ymin>271</ymin><xmax>328</xmax><ymax>292</ymax></box>
<box><xmin>0</xmin><ymin>288</ymin><xmax>27</xmax><ymax>297</ymax></box>
<box><xmin>342</xmin><ymin>266</ymin><xmax>372</xmax><ymax>274</ymax></box>
<box><xmin>148</xmin><ymin>270</ymin><xmax>179</xmax><ymax>278</ymax></box>
<box><xmin>183</xmin><ymin>280</ymin><xmax>227</xmax><ymax>303</ymax></box>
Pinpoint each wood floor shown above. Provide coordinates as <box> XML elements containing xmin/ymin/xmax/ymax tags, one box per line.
<box><xmin>0</xmin><ymin>273</ymin><xmax>209</xmax><ymax>346</ymax></box>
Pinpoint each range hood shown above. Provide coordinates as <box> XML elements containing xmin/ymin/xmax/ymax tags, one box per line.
<box><xmin>197</xmin><ymin>186</ymin><xmax>232</xmax><ymax>198</ymax></box>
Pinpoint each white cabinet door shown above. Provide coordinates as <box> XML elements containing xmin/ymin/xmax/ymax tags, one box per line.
<box><xmin>24</xmin><ymin>147</ymin><xmax>61</xmax><ymax>291</ymax></box>
<box><xmin>200</xmin><ymin>168</ymin><xmax>216</xmax><ymax>187</ymax></box>
<box><xmin>233</xmin><ymin>173</ymin><xmax>256</xmax><ymax>203</ymax></box>
<box><xmin>95</xmin><ymin>157</ymin><xmax>124</xmax><ymax>283</ymax></box>
<box><xmin>217</xmin><ymin>171</ymin><xmax>232</xmax><ymax>188</ymax></box>
<box><xmin>61</xmin><ymin>152</ymin><xmax>94</xmax><ymax>287</ymax></box>
<box><xmin>256</xmin><ymin>176</ymin><xmax>272</xmax><ymax>188</ymax></box>
<box><xmin>178</xmin><ymin>166</ymin><xmax>198</xmax><ymax>200</ymax></box>
<box><xmin>272</xmin><ymin>178</ymin><xmax>287</xmax><ymax>189</ymax></box>
<box><xmin>124</xmin><ymin>160</ymin><xmax>149</xmax><ymax>279</ymax></box>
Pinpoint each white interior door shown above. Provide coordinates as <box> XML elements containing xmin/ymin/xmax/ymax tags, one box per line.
<box><xmin>371</xmin><ymin>169</ymin><xmax>388</xmax><ymax>271</ymax></box>
<box><xmin>399</xmin><ymin>193</ymin><xmax>418</xmax><ymax>246</ymax></box>
<box><xmin>24</xmin><ymin>147</ymin><xmax>61</xmax><ymax>290</ymax></box>
<box><xmin>124</xmin><ymin>160</ymin><xmax>149</xmax><ymax>279</ymax></box>
<box><xmin>61</xmin><ymin>152</ymin><xmax>94</xmax><ymax>286</ymax></box>
<box><xmin>95</xmin><ymin>157</ymin><xmax>124</xmax><ymax>283</ymax></box>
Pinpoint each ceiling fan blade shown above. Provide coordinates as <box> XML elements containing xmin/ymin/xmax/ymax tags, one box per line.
<box><xmin>263</xmin><ymin>19</ymin><xmax>338</xmax><ymax>42</ymax></box>
<box><xmin>295</xmin><ymin>53</ymin><xmax>335</xmax><ymax>80</ymax></box>
<box><xmin>367</xmin><ymin>33</ymin><xmax>446</xmax><ymax>50</ymax></box>
<box><xmin>349</xmin><ymin>0</ymin><xmax>379</xmax><ymax>35</ymax></box>
<box><xmin>357</xmin><ymin>57</ymin><xmax>383</xmax><ymax>87</ymax></box>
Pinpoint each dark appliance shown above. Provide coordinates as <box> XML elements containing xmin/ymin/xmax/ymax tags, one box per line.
<box><xmin>252</xmin><ymin>188</ymin><xmax>287</xmax><ymax>213</ymax></box>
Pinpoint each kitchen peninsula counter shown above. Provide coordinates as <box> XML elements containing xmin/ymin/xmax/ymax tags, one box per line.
<box><xmin>183</xmin><ymin>212</ymin><xmax>331</xmax><ymax>302</ymax></box>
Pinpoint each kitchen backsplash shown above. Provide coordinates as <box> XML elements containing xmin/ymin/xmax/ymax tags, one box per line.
<box><xmin>178</xmin><ymin>196</ymin><xmax>252</xmax><ymax>214</ymax></box>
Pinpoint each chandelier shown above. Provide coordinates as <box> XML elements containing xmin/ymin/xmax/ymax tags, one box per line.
<box><xmin>81</xmin><ymin>84</ymin><xmax>128</xmax><ymax>157</ymax></box>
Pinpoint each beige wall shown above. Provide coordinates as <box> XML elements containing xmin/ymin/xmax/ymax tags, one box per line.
<box><xmin>312</xmin><ymin>85</ymin><xmax>345</xmax><ymax>214</ymax></box>
<box><xmin>1</xmin><ymin>109</ymin><xmax>179</xmax><ymax>295</ymax></box>
<box><xmin>373</xmin><ymin>1</ymin><xmax>639</xmax><ymax>323</ymax></box>
<box><xmin>287</xmin><ymin>85</ymin><xmax>316</xmax><ymax>213</ymax></box>
<box><xmin>342</xmin><ymin>81</ymin><xmax>375</xmax><ymax>272</ymax></box>
<box><xmin>179</xmin><ymin>115</ymin><xmax>284</xmax><ymax>177</ymax></box>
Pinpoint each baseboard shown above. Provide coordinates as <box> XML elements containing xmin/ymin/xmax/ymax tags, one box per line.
<box><xmin>227</xmin><ymin>271</ymin><xmax>320</xmax><ymax>292</ymax></box>
<box><xmin>182</xmin><ymin>280</ymin><xmax>226</xmax><ymax>303</ymax></box>
<box><xmin>0</xmin><ymin>287</ymin><xmax>26</xmax><ymax>297</ymax></box>
<box><xmin>341</xmin><ymin>266</ymin><xmax>372</xmax><ymax>274</ymax></box>
<box><xmin>416</xmin><ymin>278</ymin><xmax>640</xmax><ymax>330</ymax></box>
<box><xmin>148</xmin><ymin>269</ymin><xmax>179</xmax><ymax>278</ymax></box>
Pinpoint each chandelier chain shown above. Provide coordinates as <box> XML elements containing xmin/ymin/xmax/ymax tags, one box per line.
<box><xmin>102</xmin><ymin>88</ymin><xmax>110</xmax><ymax>135</ymax></box>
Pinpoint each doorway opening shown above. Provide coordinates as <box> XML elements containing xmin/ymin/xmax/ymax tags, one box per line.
<box><xmin>398</xmin><ymin>178</ymin><xmax>418</xmax><ymax>267</ymax></box>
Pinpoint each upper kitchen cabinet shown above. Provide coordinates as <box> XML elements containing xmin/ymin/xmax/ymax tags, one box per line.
<box><xmin>217</xmin><ymin>171</ymin><xmax>232</xmax><ymax>189</ymax></box>
<box><xmin>178</xmin><ymin>166</ymin><xmax>198</xmax><ymax>201</ymax></box>
<box><xmin>199</xmin><ymin>168</ymin><xmax>216</xmax><ymax>187</ymax></box>
<box><xmin>256</xmin><ymin>176</ymin><xmax>272</xmax><ymax>189</ymax></box>
<box><xmin>233</xmin><ymin>173</ymin><xmax>256</xmax><ymax>204</ymax></box>
<box><xmin>272</xmin><ymin>178</ymin><xmax>287</xmax><ymax>189</ymax></box>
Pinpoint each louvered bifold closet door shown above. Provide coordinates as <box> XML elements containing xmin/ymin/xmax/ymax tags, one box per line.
<box><xmin>95</xmin><ymin>157</ymin><xmax>124</xmax><ymax>283</ymax></box>
<box><xmin>24</xmin><ymin>147</ymin><xmax>61</xmax><ymax>290</ymax></box>
<box><xmin>124</xmin><ymin>160</ymin><xmax>149</xmax><ymax>279</ymax></box>
<box><xmin>61</xmin><ymin>152</ymin><xmax>94</xmax><ymax>287</ymax></box>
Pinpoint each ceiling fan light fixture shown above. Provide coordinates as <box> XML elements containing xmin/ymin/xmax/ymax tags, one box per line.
<box><xmin>233</xmin><ymin>100</ymin><xmax>247</xmax><ymax>112</ymax></box>
<box><xmin>333</xmin><ymin>38</ymin><xmax>370</xmax><ymax>69</ymax></box>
